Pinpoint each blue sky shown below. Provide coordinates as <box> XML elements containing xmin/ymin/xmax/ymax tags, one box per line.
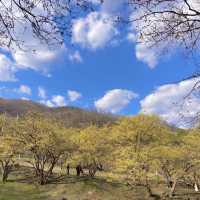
<box><xmin>0</xmin><ymin>0</ymin><xmax>199</xmax><ymax>128</ymax></box>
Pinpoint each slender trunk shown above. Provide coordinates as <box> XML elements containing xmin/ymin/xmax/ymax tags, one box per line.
<box><xmin>194</xmin><ymin>183</ymin><xmax>199</xmax><ymax>192</ymax></box>
<box><xmin>39</xmin><ymin>169</ymin><xmax>48</xmax><ymax>185</ymax></box>
<box><xmin>135</xmin><ymin>133</ymin><xmax>141</xmax><ymax>153</ymax></box>
<box><xmin>169</xmin><ymin>179</ymin><xmax>177</xmax><ymax>198</ymax></box>
<box><xmin>146</xmin><ymin>182</ymin><xmax>153</xmax><ymax>197</ymax></box>
<box><xmin>39</xmin><ymin>174</ymin><xmax>47</xmax><ymax>185</ymax></box>
<box><xmin>145</xmin><ymin>176</ymin><xmax>161</xmax><ymax>200</ymax></box>
<box><xmin>166</xmin><ymin>176</ymin><xmax>173</xmax><ymax>188</ymax></box>
<box><xmin>194</xmin><ymin>172</ymin><xmax>199</xmax><ymax>192</ymax></box>
<box><xmin>88</xmin><ymin>165</ymin><xmax>97</xmax><ymax>177</ymax></box>
<box><xmin>36</xmin><ymin>159</ymin><xmax>58</xmax><ymax>185</ymax></box>
<box><xmin>34</xmin><ymin>160</ymin><xmax>47</xmax><ymax>185</ymax></box>
<box><xmin>0</xmin><ymin>160</ymin><xmax>12</xmax><ymax>183</ymax></box>
<box><xmin>2</xmin><ymin>169</ymin><xmax>9</xmax><ymax>183</ymax></box>
<box><xmin>48</xmin><ymin>161</ymin><xmax>56</xmax><ymax>176</ymax></box>
<box><xmin>162</xmin><ymin>165</ymin><xmax>173</xmax><ymax>188</ymax></box>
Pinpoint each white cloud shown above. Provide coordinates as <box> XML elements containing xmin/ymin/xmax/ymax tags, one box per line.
<box><xmin>0</xmin><ymin>2</ymin><xmax>121</xmax><ymax>80</ymax></box>
<box><xmin>14</xmin><ymin>50</ymin><xmax>56</xmax><ymax>69</ymax></box>
<box><xmin>127</xmin><ymin>0</ymin><xmax>200</xmax><ymax>68</ymax></box>
<box><xmin>127</xmin><ymin>33</ymin><xmax>136</xmax><ymax>43</ymax></box>
<box><xmin>1</xmin><ymin>3</ymin><xmax>68</xmax><ymax>77</ymax></box>
<box><xmin>18</xmin><ymin>85</ymin><xmax>32</xmax><ymax>95</ymax></box>
<box><xmin>0</xmin><ymin>3</ymin><xmax>69</xmax><ymax>80</ymax></box>
<box><xmin>52</xmin><ymin>95</ymin><xmax>66</xmax><ymax>107</ymax></box>
<box><xmin>68</xmin><ymin>90</ymin><xmax>82</xmax><ymax>102</ymax></box>
<box><xmin>40</xmin><ymin>95</ymin><xmax>67</xmax><ymax>107</ymax></box>
<box><xmin>0</xmin><ymin>85</ymin><xmax>32</xmax><ymax>97</ymax></box>
<box><xmin>21</xmin><ymin>97</ymin><xmax>30</xmax><ymax>101</ymax></box>
<box><xmin>88</xmin><ymin>0</ymin><xmax>101</xmax><ymax>5</ymax></box>
<box><xmin>40</xmin><ymin>100</ymin><xmax>55</xmax><ymax>108</ymax></box>
<box><xmin>38</xmin><ymin>87</ymin><xmax>46</xmax><ymax>99</ymax></box>
<box><xmin>140</xmin><ymin>78</ymin><xmax>200</xmax><ymax>128</ymax></box>
<box><xmin>95</xmin><ymin>89</ymin><xmax>138</xmax><ymax>113</ymax></box>
<box><xmin>0</xmin><ymin>45</ymin><xmax>68</xmax><ymax>82</ymax></box>
<box><xmin>0</xmin><ymin>42</ymin><xmax>69</xmax><ymax>81</ymax></box>
<box><xmin>127</xmin><ymin>11</ymin><xmax>162</xmax><ymax>68</ymax></box>
<box><xmin>13</xmin><ymin>45</ymin><xmax>68</xmax><ymax>75</ymax></box>
<box><xmin>72</xmin><ymin>11</ymin><xmax>118</xmax><ymax>49</ymax></box>
<box><xmin>46</xmin><ymin>100</ymin><xmax>55</xmax><ymax>107</ymax></box>
<box><xmin>68</xmin><ymin>51</ymin><xmax>83</xmax><ymax>63</ymax></box>
<box><xmin>0</xmin><ymin>1</ymin><xmax>120</xmax><ymax>81</ymax></box>
<box><xmin>0</xmin><ymin>54</ymin><xmax>17</xmax><ymax>81</ymax></box>
<box><xmin>135</xmin><ymin>43</ymin><xmax>158</xmax><ymax>69</ymax></box>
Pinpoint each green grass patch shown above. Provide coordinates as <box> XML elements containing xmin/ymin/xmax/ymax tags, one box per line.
<box><xmin>0</xmin><ymin>167</ymin><xmax>200</xmax><ymax>200</ymax></box>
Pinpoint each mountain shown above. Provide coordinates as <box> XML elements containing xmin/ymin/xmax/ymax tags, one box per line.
<box><xmin>0</xmin><ymin>98</ymin><xmax>117</xmax><ymax>127</ymax></box>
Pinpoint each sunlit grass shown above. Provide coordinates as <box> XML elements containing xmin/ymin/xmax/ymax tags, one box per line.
<box><xmin>0</xmin><ymin>166</ymin><xmax>149</xmax><ymax>200</ymax></box>
<box><xmin>0</xmin><ymin>166</ymin><xmax>200</xmax><ymax>200</ymax></box>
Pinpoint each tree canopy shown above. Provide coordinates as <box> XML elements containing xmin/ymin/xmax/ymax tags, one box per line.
<box><xmin>129</xmin><ymin>0</ymin><xmax>200</xmax><ymax>52</ymax></box>
<box><xmin>0</xmin><ymin>112</ymin><xmax>200</xmax><ymax>199</ymax></box>
<box><xmin>1</xmin><ymin>0</ymin><xmax>200</xmax><ymax>55</ymax></box>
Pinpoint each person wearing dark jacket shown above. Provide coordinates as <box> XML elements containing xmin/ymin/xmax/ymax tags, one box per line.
<box><xmin>66</xmin><ymin>164</ymin><xmax>70</xmax><ymax>175</ymax></box>
<box><xmin>76</xmin><ymin>164</ymin><xmax>83</xmax><ymax>176</ymax></box>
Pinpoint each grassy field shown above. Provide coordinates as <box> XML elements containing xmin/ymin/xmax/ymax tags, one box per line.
<box><xmin>0</xmin><ymin>178</ymin><xmax>150</xmax><ymax>200</ymax></box>
<box><xmin>0</xmin><ymin>175</ymin><xmax>148</xmax><ymax>200</ymax></box>
<box><xmin>0</xmin><ymin>166</ymin><xmax>149</xmax><ymax>200</ymax></box>
<box><xmin>1</xmin><ymin>166</ymin><xmax>200</xmax><ymax>200</ymax></box>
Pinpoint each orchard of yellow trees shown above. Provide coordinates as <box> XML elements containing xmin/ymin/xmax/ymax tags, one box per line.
<box><xmin>0</xmin><ymin>113</ymin><xmax>199</xmax><ymax>199</ymax></box>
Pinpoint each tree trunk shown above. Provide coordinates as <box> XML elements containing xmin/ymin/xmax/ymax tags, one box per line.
<box><xmin>194</xmin><ymin>172</ymin><xmax>199</xmax><ymax>192</ymax></box>
<box><xmin>88</xmin><ymin>165</ymin><xmax>97</xmax><ymax>177</ymax></box>
<box><xmin>48</xmin><ymin>160</ymin><xmax>56</xmax><ymax>176</ymax></box>
<box><xmin>2</xmin><ymin>169</ymin><xmax>9</xmax><ymax>183</ymax></box>
<box><xmin>194</xmin><ymin>183</ymin><xmax>199</xmax><ymax>192</ymax></box>
<box><xmin>31</xmin><ymin>153</ymin><xmax>61</xmax><ymax>185</ymax></box>
<box><xmin>39</xmin><ymin>170</ymin><xmax>48</xmax><ymax>185</ymax></box>
<box><xmin>36</xmin><ymin>159</ymin><xmax>59</xmax><ymax>185</ymax></box>
<box><xmin>146</xmin><ymin>182</ymin><xmax>154</xmax><ymax>197</ymax></box>
<box><xmin>169</xmin><ymin>179</ymin><xmax>177</xmax><ymax>198</ymax></box>
<box><xmin>0</xmin><ymin>160</ymin><xmax>13</xmax><ymax>183</ymax></box>
<box><xmin>145</xmin><ymin>176</ymin><xmax>161</xmax><ymax>200</ymax></box>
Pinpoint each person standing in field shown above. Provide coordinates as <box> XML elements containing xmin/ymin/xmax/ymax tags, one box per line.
<box><xmin>76</xmin><ymin>164</ymin><xmax>84</xmax><ymax>176</ymax></box>
<box><xmin>66</xmin><ymin>164</ymin><xmax>70</xmax><ymax>175</ymax></box>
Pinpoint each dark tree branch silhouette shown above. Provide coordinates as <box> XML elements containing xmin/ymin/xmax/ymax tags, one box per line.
<box><xmin>0</xmin><ymin>0</ymin><xmax>101</xmax><ymax>49</ymax></box>
<box><xmin>128</xmin><ymin>0</ymin><xmax>200</xmax><ymax>51</ymax></box>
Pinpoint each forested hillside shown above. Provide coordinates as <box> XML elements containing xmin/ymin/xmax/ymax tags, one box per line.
<box><xmin>0</xmin><ymin>98</ymin><xmax>116</xmax><ymax>127</ymax></box>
